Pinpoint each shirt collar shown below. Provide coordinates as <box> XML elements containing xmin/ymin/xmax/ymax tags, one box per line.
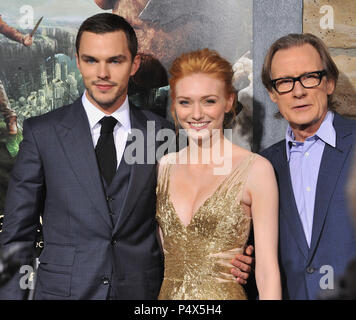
<box><xmin>285</xmin><ymin>110</ymin><xmax>336</xmax><ymax>161</ymax></box>
<box><xmin>82</xmin><ymin>91</ymin><xmax>131</xmax><ymax>133</ymax></box>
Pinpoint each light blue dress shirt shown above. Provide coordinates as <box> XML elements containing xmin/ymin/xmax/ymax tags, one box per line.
<box><xmin>286</xmin><ymin>111</ymin><xmax>336</xmax><ymax>247</ymax></box>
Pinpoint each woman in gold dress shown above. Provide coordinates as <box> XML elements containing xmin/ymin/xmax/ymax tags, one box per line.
<box><xmin>156</xmin><ymin>49</ymin><xmax>281</xmax><ymax>300</ymax></box>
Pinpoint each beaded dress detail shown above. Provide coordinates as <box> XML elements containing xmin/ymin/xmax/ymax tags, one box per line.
<box><xmin>156</xmin><ymin>154</ymin><xmax>257</xmax><ymax>300</ymax></box>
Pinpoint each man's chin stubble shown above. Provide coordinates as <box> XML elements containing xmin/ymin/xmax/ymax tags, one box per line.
<box><xmin>292</xmin><ymin>116</ymin><xmax>322</xmax><ymax>132</ymax></box>
<box><xmin>88</xmin><ymin>89</ymin><xmax>124</xmax><ymax>110</ymax></box>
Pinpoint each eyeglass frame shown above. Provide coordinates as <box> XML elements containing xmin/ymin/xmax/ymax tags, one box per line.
<box><xmin>270</xmin><ymin>69</ymin><xmax>327</xmax><ymax>94</ymax></box>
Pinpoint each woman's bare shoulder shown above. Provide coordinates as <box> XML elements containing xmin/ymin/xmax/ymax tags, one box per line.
<box><xmin>250</xmin><ymin>153</ymin><xmax>274</xmax><ymax>172</ymax></box>
<box><xmin>245</xmin><ymin>153</ymin><xmax>277</xmax><ymax>190</ymax></box>
<box><xmin>158</xmin><ymin>152</ymin><xmax>179</xmax><ymax>166</ymax></box>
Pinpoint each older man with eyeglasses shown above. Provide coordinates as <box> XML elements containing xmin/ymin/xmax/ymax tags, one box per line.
<box><xmin>231</xmin><ymin>33</ymin><xmax>356</xmax><ymax>300</ymax></box>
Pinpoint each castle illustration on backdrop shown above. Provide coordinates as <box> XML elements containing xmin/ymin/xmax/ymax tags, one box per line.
<box><xmin>0</xmin><ymin>25</ymin><xmax>84</xmax><ymax>132</ymax></box>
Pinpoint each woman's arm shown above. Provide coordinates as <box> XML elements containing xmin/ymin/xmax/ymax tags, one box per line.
<box><xmin>245</xmin><ymin>156</ymin><xmax>281</xmax><ymax>300</ymax></box>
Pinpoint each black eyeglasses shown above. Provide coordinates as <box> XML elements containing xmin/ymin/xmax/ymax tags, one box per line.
<box><xmin>271</xmin><ymin>70</ymin><xmax>327</xmax><ymax>94</ymax></box>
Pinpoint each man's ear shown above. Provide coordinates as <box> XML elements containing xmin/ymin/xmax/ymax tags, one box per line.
<box><xmin>326</xmin><ymin>78</ymin><xmax>335</xmax><ymax>95</ymax></box>
<box><xmin>268</xmin><ymin>89</ymin><xmax>278</xmax><ymax>103</ymax></box>
<box><xmin>75</xmin><ymin>53</ymin><xmax>81</xmax><ymax>72</ymax></box>
<box><xmin>130</xmin><ymin>54</ymin><xmax>141</xmax><ymax>76</ymax></box>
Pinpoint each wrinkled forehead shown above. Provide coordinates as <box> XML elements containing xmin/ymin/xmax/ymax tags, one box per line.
<box><xmin>270</xmin><ymin>44</ymin><xmax>324</xmax><ymax>76</ymax></box>
<box><xmin>273</xmin><ymin>43</ymin><xmax>323</xmax><ymax>63</ymax></box>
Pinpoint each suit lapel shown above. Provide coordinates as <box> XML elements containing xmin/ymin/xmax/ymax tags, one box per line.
<box><xmin>113</xmin><ymin>106</ymin><xmax>158</xmax><ymax>234</ymax></box>
<box><xmin>55</xmin><ymin>99</ymin><xmax>112</xmax><ymax>229</ymax></box>
<box><xmin>308</xmin><ymin>114</ymin><xmax>354</xmax><ymax>262</ymax></box>
<box><xmin>274</xmin><ymin>143</ymin><xmax>309</xmax><ymax>260</ymax></box>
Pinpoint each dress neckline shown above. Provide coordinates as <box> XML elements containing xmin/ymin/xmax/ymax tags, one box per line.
<box><xmin>164</xmin><ymin>153</ymin><xmax>256</xmax><ymax>228</ymax></box>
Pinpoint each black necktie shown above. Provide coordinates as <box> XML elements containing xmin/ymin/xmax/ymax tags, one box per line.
<box><xmin>95</xmin><ymin>116</ymin><xmax>118</xmax><ymax>185</ymax></box>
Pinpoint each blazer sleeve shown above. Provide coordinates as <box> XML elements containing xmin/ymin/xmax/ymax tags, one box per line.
<box><xmin>0</xmin><ymin>118</ymin><xmax>45</xmax><ymax>299</ymax></box>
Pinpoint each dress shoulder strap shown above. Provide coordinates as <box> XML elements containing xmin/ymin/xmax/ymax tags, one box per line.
<box><xmin>157</xmin><ymin>153</ymin><xmax>175</xmax><ymax>195</ymax></box>
<box><xmin>216</xmin><ymin>153</ymin><xmax>258</xmax><ymax>198</ymax></box>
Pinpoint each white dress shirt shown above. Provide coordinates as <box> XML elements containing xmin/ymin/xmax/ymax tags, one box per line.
<box><xmin>82</xmin><ymin>91</ymin><xmax>131</xmax><ymax>168</ymax></box>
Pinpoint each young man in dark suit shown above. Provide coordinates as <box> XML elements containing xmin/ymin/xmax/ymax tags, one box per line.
<box><xmin>0</xmin><ymin>13</ymin><xmax>173</xmax><ymax>300</ymax></box>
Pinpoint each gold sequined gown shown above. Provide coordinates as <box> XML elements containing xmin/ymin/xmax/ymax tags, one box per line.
<box><xmin>156</xmin><ymin>154</ymin><xmax>256</xmax><ymax>300</ymax></box>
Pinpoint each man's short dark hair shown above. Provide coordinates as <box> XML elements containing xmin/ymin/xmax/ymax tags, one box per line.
<box><xmin>261</xmin><ymin>33</ymin><xmax>339</xmax><ymax>109</ymax></box>
<box><xmin>75</xmin><ymin>13</ymin><xmax>138</xmax><ymax>60</ymax></box>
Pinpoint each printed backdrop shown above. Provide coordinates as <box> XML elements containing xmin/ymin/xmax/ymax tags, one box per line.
<box><xmin>0</xmin><ymin>0</ymin><xmax>253</xmax><ymax>234</ymax></box>
<box><xmin>303</xmin><ymin>0</ymin><xmax>356</xmax><ymax>117</ymax></box>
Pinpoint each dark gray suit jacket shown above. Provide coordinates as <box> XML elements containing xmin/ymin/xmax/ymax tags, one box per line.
<box><xmin>0</xmin><ymin>98</ymin><xmax>173</xmax><ymax>299</ymax></box>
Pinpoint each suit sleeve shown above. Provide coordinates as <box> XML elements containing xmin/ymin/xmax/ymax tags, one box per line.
<box><xmin>0</xmin><ymin>119</ymin><xmax>45</xmax><ymax>299</ymax></box>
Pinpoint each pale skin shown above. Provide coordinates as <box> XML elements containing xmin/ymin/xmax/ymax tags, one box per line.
<box><xmin>75</xmin><ymin>30</ymin><xmax>140</xmax><ymax>114</ymax></box>
<box><xmin>158</xmin><ymin>73</ymin><xmax>281</xmax><ymax>299</ymax></box>
<box><xmin>231</xmin><ymin>43</ymin><xmax>336</xmax><ymax>282</ymax></box>
<box><xmin>269</xmin><ymin>43</ymin><xmax>335</xmax><ymax>142</ymax></box>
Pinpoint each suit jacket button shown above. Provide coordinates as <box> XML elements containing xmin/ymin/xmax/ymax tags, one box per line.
<box><xmin>111</xmin><ymin>239</ymin><xmax>117</xmax><ymax>245</ymax></box>
<box><xmin>101</xmin><ymin>277</ymin><xmax>110</xmax><ymax>285</ymax></box>
<box><xmin>306</xmin><ymin>266</ymin><xmax>315</xmax><ymax>274</ymax></box>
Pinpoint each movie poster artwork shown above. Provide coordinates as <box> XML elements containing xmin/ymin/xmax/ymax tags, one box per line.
<box><xmin>303</xmin><ymin>0</ymin><xmax>356</xmax><ymax>118</ymax></box>
<box><xmin>0</xmin><ymin>0</ymin><xmax>253</xmax><ymax>234</ymax></box>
